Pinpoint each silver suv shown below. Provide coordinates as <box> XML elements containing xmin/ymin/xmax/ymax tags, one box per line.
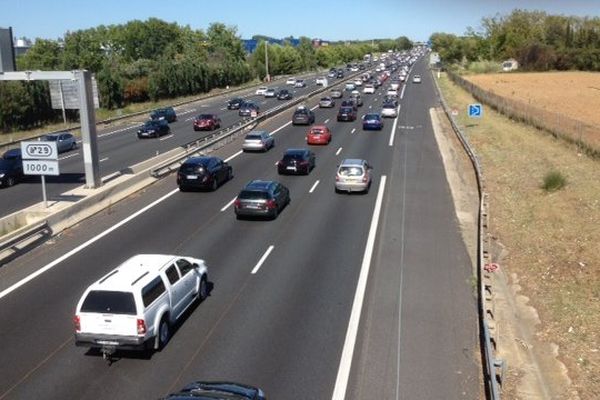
<box><xmin>335</xmin><ymin>159</ymin><xmax>373</xmax><ymax>194</ymax></box>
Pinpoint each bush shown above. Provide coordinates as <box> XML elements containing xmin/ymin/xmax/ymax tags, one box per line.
<box><xmin>541</xmin><ymin>170</ymin><xmax>567</xmax><ymax>192</ymax></box>
<box><xmin>466</xmin><ymin>60</ymin><xmax>502</xmax><ymax>74</ymax></box>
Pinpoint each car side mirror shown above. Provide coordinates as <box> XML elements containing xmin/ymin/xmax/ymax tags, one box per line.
<box><xmin>192</xmin><ymin>263</ymin><xmax>199</xmax><ymax>269</ymax></box>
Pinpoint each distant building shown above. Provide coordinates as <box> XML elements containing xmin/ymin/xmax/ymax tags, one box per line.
<box><xmin>14</xmin><ymin>38</ymin><xmax>32</xmax><ymax>56</ymax></box>
<box><xmin>311</xmin><ymin>38</ymin><xmax>329</xmax><ymax>48</ymax></box>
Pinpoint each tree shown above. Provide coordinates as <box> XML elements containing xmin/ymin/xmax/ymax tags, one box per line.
<box><xmin>17</xmin><ymin>39</ymin><xmax>63</xmax><ymax>70</ymax></box>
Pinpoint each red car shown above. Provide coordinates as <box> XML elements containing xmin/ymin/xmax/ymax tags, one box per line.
<box><xmin>193</xmin><ymin>114</ymin><xmax>221</xmax><ymax>131</ymax></box>
<box><xmin>306</xmin><ymin>125</ymin><xmax>332</xmax><ymax>145</ymax></box>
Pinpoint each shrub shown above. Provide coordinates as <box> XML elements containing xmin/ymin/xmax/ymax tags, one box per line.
<box><xmin>541</xmin><ymin>170</ymin><xmax>567</xmax><ymax>192</ymax></box>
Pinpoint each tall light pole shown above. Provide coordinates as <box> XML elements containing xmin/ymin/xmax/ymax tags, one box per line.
<box><xmin>265</xmin><ymin>41</ymin><xmax>270</xmax><ymax>82</ymax></box>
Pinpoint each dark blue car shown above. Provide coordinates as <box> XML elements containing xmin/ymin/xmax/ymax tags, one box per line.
<box><xmin>362</xmin><ymin>113</ymin><xmax>384</xmax><ymax>130</ymax></box>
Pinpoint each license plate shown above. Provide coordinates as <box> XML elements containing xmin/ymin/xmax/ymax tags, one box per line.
<box><xmin>186</xmin><ymin>175</ymin><xmax>198</xmax><ymax>180</ymax></box>
<box><xmin>97</xmin><ymin>340</ymin><xmax>119</xmax><ymax>345</ymax></box>
<box><xmin>247</xmin><ymin>204</ymin><xmax>260</xmax><ymax>209</ymax></box>
<box><xmin>286</xmin><ymin>166</ymin><xmax>296</xmax><ymax>171</ymax></box>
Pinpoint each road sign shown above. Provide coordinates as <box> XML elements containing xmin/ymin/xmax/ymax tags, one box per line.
<box><xmin>21</xmin><ymin>141</ymin><xmax>58</xmax><ymax>160</ymax></box>
<box><xmin>49</xmin><ymin>77</ymin><xmax>99</xmax><ymax>110</ymax></box>
<box><xmin>22</xmin><ymin>160</ymin><xmax>60</xmax><ymax>176</ymax></box>
<box><xmin>468</xmin><ymin>103</ymin><xmax>482</xmax><ymax>118</ymax></box>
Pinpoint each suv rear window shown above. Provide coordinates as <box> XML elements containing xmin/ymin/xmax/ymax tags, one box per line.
<box><xmin>81</xmin><ymin>291</ymin><xmax>137</xmax><ymax>315</ymax></box>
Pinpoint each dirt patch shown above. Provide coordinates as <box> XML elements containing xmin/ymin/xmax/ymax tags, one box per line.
<box><xmin>436</xmin><ymin>72</ymin><xmax>600</xmax><ymax>399</ymax></box>
<box><xmin>465</xmin><ymin>71</ymin><xmax>600</xmax><ymax>127</ymax></box>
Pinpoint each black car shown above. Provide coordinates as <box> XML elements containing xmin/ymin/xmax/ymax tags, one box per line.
<box><xmin>337</xmin><ymin>106</ymin><xmax>357</xmax><ymax>122</ymax></box>
<box><xmin>291</xmin><ymin>106</ymin><xmax>315</xmax><ymax>125</ymax></box>
<box><xmin>336</xmin><ymin>70</ymin><xmax>344</xmax><ymax>78</ymax></box>
<box><xmin>0</xmin><ymin>149</ymin><xmax>23</xmax><ymax>187</ymax></box>
<box><xmin>150</xmin><ymin>107</ymin><xmax>177</xmax><ymax>123</ymax></box>
<box><xmin>177</xmin><ymin>156</ymin><xmax>233</xmax><ymax>191</ymax></box>
<box><xmin>277</xmin><ymin>148</ymin><xmax>316</xmax><ymax>175</ymax></box>
<box><xmin>227</xmin><ymin>98</ymin><xmax>244</xmax><ymax>110</ymax></box>
<box><xmin>341</xmin><ymin>99</ymin><xmax>358</xmax><ymax>111</ymax></box>
<box><xmin>137</xmin><ymin>119</ymin><xmax>171</xmax><ymax>138</ymax></box>
<box><xmin>234</xmin><ymin>180</ymin><xmax>290</xmax><ymax>220</ymax></box>
<box><xmin>239</xmin><ymin>102</ymin><xmax>260</xmax><ymax>117</ymax></box>
<box><xmin>276</xmin><ymin>89</ymin><xmax>293</xmax><ymax>100</ymax></box>
<box><xmin>164</xmin><ymin>382</ymin><xmax>266</xmax><ymax>400</ymax></box>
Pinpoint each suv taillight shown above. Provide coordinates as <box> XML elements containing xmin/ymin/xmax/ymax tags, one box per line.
<box><xmin>234</xmin><ymin>198</ymin><xmax>241</xmax><ymax>207</ymax></box>
<box><xmin>266</xmin><ymin>199</ymin><xmax>277</xmax><ymax>209</ymax></box>
<box><xmin>137</xmin><ymin>319</ymin><xmax>147</xmax><ymax>335</ymax></box>
<box><xmin>74</xmin><ymin>315</ymin><xmax>81</xmax><ymax>332</ymax></box>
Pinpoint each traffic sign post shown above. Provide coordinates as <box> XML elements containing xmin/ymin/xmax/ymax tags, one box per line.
<box><xmin>468</xmin><ymin>103</ymin><xmax>483</xmax><ymax>118</ymax></box>
<box><xmin>21</xmin><ymin>141</ymin><xmax>60</xmax><ymax>208</ymax></box>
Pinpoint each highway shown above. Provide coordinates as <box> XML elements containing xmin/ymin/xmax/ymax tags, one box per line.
<box><xmin>0</xmin><ymin>74</ymin><xmax>324</xmax><ymax>217</ymax></box>
<box><xmin>0</xmin><ymin>57</ymin><xmax>480</xmax><ymax>399</ymax></box>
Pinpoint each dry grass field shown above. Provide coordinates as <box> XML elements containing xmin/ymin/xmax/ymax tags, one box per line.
<box><xmin>438</xmin><ymin>72</ymin><xmax>600</xmax><ymax>399</ymax></box>
<box><xmin>466</xmin><ymin>71</ymin><xmax>600</xmax><ymax>127</ymax></box>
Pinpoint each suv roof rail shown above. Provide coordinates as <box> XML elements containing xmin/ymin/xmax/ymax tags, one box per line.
<box><xmin>131</xmin><ymin>271</ymin><xmax>149</xmax><ymax>286</ymax></box>
<box><xmin>99</xmin><ymin>269</ymin><xmax>120</xmax><ymax>284</ymax></box>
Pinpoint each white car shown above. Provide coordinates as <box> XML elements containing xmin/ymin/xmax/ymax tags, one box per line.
<box><xmin>412</xmin><ymin>75</ymin><xmax>422</xmax><ymax>83</ymax></box>
<box><xmin>386</xmin><ymin>89</ymin><xmax>398</xmax><ymax>97</ymax></box>
<box><xmin>353</xmin><ymin>79</ymin><xmax>363</xmax><ymax>87</ymax></box>
<box><xmin>390</xmin><ymin>81</ymin><xmax>400</xmax><ymax>90</ymax></box>
<box><xmin>345</xmin><ymin>83</ymin><xmax>356</xmax><ymax>92</ymax></box>
<box><xmin>294</xmin><ymin>79</ymin><xmax>306</xmax><ymax>88</ymax></box>
<box><xmin>316</xmin><ymin>77</ymin><xmax>328</xmax><ymax>86</ymax></box>
<box><xmin>363</xmin><ymin>84</ymin><xmax>375</xmax><ymax>94</ymax></box>
<box><xmin>264</xmin><ymin>88</ymin><xmax>276</xmax><ymax>98</ymax></box>
<box><xmin>286</xmin><ymin>77</ymin><xmax>297</xmax><ymax>85</ymax></box>
<box><xmin>255</xmin><ymin>86</ymin><xmax>268</xmax><ymax>95</ymax></box>
<box><xmin>74</xmin><ymin>254</ymin><xmax>208</xmax><ymax>359</ymax></box>
<box><xmin>381</xmin><ymin>103</ymin><xmax>398</xmax><ymax>118</ymax></box>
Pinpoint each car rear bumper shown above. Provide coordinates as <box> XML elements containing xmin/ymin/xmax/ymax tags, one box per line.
<box><xmin>335</xmin><ymin>181</ymin><xmax>369</xmax><ymax>192</ymax></box>
<box><xmin>74</xmin><ymin>332</ymin><xmax>148</xmax><ymax>350</ymax></box>
<box><xmin>235</xmin><ymin>207</ymin><xmax>276</xmax><ymax>218</ymax></box>
<box><xmin>242</xmin><ymin>143</ymin><xmax>267</xmax><ymax>151</ymax></box>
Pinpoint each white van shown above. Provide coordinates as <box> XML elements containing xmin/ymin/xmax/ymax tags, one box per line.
<box><xmin>74</xmin><ymin>254</ymin><xmax>208</xmax><ymax>361</ymax></box>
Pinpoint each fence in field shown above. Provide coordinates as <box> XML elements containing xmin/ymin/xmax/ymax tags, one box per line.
<box><xmin>446</xmin><ymin>70</ymin><xmax>600</xmax><ymax>157</ymax></box>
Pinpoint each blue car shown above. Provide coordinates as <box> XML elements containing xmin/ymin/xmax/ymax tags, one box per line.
<box><xmin>362</xmin><ymin>113</ymin><xmax>384</xmax><ymax>130</ymax></box>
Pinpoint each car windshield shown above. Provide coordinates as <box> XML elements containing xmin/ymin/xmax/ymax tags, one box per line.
<box><xmin>340</xmin><ymin>107</ymin><xmax>353</xmax><ymax>113</ymax></box>
<box><xmin>143</xmin><ymin>121</ymin><xmax>158</xmax><ymax>128</ymax></box>
<box><xmin>81</xmin><ymin>290</ymin><xmax>137</xmax><ymax>315</ymax></box>
<box><xmin>238</xmin><ymin>190</ymin><xmax>269</xmax><ymax>200</ymax></box>
<box><xmin>338</xmin><ymin>166</ymin><xmax>364</xmax><ymax>177</ymax></box>
<box><xmin>0</xmin><ymin>159</ymin><xmax>16</xmax><ymax>169</ymax></box>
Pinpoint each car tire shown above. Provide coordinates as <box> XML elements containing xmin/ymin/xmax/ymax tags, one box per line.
<box><xmin>198</xmin><ymin>275</ymin><xmax>208</xmax><ymax>302</ymax></box>
<box><xmin>271</xmin><ymin>207</ymin><xmax>278</xmax><ymax>220</ymax></box>
<box><xmin>227</xmin><ymin>169</ymin><xmax>233</xmax><ymax>181</ymax></box>
<box><xmin>6</xmin><ymin>177</ymin><xmax>15</xmax><ymax>187</ymax></box>
<box><xmin>211</xmin><ymin>179</ymin><xmax>218</xmax><ymax>191</ymax></box>
<box><xmin>71</xmin><ymin>142</ymin><xmax>77</xmax><ymax>150</ymax></box>
<box><xmin>179</xmin><ymin>185</ymin><xmax>187</xmax><ymax>192</ymax></box>
<box><xmin>157</xmin><ymin>318</ymin><xmax>170</xmax><ymax>350</ymax></box>
<box><xmin>335</xmin><ymin>187</ymin><xmax>341</xmax><ymax>194</ymax></box>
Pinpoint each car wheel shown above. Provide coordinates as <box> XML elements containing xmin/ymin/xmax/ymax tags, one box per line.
<box><xmin>198</xmin><ymin>276</ymin><xmax>208</xmax><ymax>301</ymax></box>
<box><xmin>179</xmin><ymin>185</ymin><xmax>187</xmax><ymax>192</ymax></box>
<box><xmin>335</xmin><ymin>187</ymin><xmax>341</xmax><ymax>194</ymax></box>
<box><xmin>157</xmin><ymin>318</ymin><xmax>170</xmax><ymax>350</ymax></box>
<box><xmin>71</xmin><ymin>142</ymin><xmax>77</xmax><ymax>150</ymax></box>
<box><xmin>227</xmin><ymin>169</ymin><xmax>233</xmax><ymax>181</ymax></box>
<box><xmin>6</xmin><ymin>177</ymin><xmax>15</xmax><ymax>187</ymax></box>
<box><xmin>271</xmin><ymin>207</ymin><xmax>279</xmax><ymax>220</ymax></box>
<box><xmin>211</xmin><ymin>179</ymin><xmax>218</xmax><ymax>191</ymax></box>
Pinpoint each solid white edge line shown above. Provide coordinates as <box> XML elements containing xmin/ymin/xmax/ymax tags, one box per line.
<box><xmin>400</xmin><ymin>84</ymin><xmax>406</xmax><ymax>100</ymax></box>
<box><xmin>331</xmin><ymin>175</ymin><xmax>387</xmax><ymax>400</ymax></box>
<box><xmin>251</xmin><ymin>245</ymin><xmax>274</xmax><ymax>275</ymax></box>
<box><xmin>389</xmin><ymin>105</ymin><xmax>401</xmax><ymax>147</ymax></box>
<box><xmin>220</xmin><ymin>197</ymin><xmax>237</xmax><ymax>212</ymax></box>
<box><xmin>0</xmin><ymin>188</ymin><xmax>180</xmax><ymax>301</ymax></box>
<box><xmin>335</xmin><ymin>147</ymin><xmax>342</xmax><ymax>156</ymax></box>
<box><xmin>99</xmin><ymin>157</ymin><xmax>109</xmax><ymax>163</ymax></box>
<box><xmin>270</xmin><ymin>120</ymin><xmax>293</xmax><ymax>136</ymax></box>
<box><xmin>159</xmin><ymin>134</ymin><xmax>174</xmax><ymax>141</ymax></box>
<box><xmin>308</xmin><ymin>180</ymin><xmax>320</xmax><ymax>193</ymax></box>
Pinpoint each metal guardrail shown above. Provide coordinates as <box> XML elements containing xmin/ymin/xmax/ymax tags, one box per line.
<box><xmin>430</xmin><ymin>68</ymin><xmax>504</xmax><ymax>400</ymax></box>
<box><xmin>0</xmin><ymin>221</ymin><xmax>51</xmax><ymax>265</ymax></box>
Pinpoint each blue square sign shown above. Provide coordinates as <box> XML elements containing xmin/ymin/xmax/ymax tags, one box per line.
<box><xmin>468</xmin><ymin>103</ymin><xmax>482</xmax><ymax>118</ymax></box>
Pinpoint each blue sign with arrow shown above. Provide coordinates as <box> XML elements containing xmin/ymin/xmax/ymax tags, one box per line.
<box><xmin>468</xmin><ymin>103</ymin><xmax>482</xmax><ymax>118</ymax></box>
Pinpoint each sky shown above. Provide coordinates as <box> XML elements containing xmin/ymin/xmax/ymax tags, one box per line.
<box><xmin>1</xmin><ymin>0</ymin><xmax>599</xmax><ymax>43</ymax></box>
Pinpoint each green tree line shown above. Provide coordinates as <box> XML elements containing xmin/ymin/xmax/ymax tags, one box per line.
<box><xmin>0</xmin><ymin>17</ymin><xmax>410</xmax><ymax>133</ymax></box>
<box><xmin>430</xmin><ymin>9</ymin><xmax>600</xmax><ymax>71</ymax></box>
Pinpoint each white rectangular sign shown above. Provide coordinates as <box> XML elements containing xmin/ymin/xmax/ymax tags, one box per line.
<box><xmin>21</xmin><ymin>141</ymin><xmax>58</xmax><ymax>160</ymax></box>
<box><xmin>49</xmin><ymin>78</ymin><xmax>100</xmax><ymax>110</ymax></box>
<box><xmin>22</xmin><ymin>160</ymin><xmax>60</xmax><ymax>176</ymax></box>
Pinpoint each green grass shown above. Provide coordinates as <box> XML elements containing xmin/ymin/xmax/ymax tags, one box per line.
<box><xmin>541</xmin><ymin>170</ymin><xmax>567</xmax><ymax>192</ymax></box>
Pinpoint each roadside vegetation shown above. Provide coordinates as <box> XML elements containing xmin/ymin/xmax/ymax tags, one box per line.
<box><xmin>0</xmin><ymin>18</ymin><xmax>411</xmax><ymax>134</ymax></box>
<box><xmin>430</xmin><ymin>9</ymin><xmax>600</xmax><ymax>73</ymax></box>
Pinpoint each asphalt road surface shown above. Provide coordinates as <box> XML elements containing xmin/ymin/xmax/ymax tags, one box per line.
<box><xmin>0</xmin><ymin>58</ymin><xmax>480</xmax><ymax>400</ymax></box>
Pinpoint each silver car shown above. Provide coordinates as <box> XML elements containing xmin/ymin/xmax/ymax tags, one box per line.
<box><xmin>381</xmin><ymin>103</ymin><xmax>398</xmax><ymax>118</ymax></box>
<box><xmin>335</xmin><ymin>159</ymin><xmax>373</xmax><ymax>194</ymax></box>
<box><xmin>319</xmin><ymin>97</ymin><xmax>335</xmax><ymax>108</ymax></box>
<box><xmin>242</xmin><ymin>131</ymin><xmax>274</xmax><ymax>152</ymax></box>
<box><xmin>41</xmin><ymin>132</ymin><xmax>77</xmax><ymax>153</ymax></box>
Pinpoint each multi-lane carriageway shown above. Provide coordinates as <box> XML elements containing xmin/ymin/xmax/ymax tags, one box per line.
<box><xmin>0</xmin><ymin>57</ymin><xmax>481</xmax><ymax>400</ymax></box>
